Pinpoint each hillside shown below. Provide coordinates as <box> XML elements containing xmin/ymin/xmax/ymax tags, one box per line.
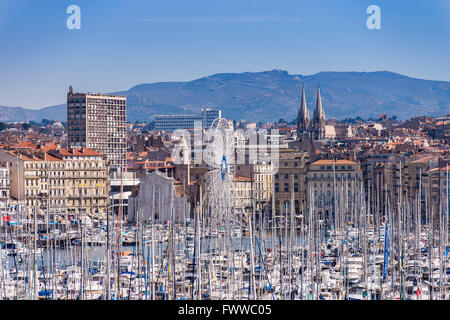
<box><xmin>1</xmin><ymin>70</ymin><xmax>449</xmax><ymax>123</ymax></box>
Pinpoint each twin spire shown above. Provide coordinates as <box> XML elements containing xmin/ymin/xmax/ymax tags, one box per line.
<box><xmin>297</xmin><ymin>84</ymin><xmax>325</xmax><ymax>135</ymax></box>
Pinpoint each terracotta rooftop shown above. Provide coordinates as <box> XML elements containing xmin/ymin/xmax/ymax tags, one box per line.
<box><xmin>57</xmin><ymin>147</ymin><xmax>103</xmax><ymax>157</ymax></box>
<box><xmin>429</xmin><ymin>165</ymin><xmax>450</xmax><ymax>172</ymax></box>
<box><xmin>311</xmin><ymin>159</ymin><xmax>358</xmax><ymax>166</ymax></box>
<box><xmin>234</xmin><ymin>176</ymin><xmax>252</xmax><ymax>182</ymax></box>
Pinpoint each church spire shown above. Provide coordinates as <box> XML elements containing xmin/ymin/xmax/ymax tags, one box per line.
<box><xmin>314</xmin><ymin>85</ymin><xmax>325</xmax><ymax>121</ymax></box>
<box><xmin>297</xmin><ymin>84</ymin><xmax>310</xmax><ymax>133</ymax></box>
<box><xmin>313</xmin><ymin>84</ymin><xmax>326</xmax><ymax>140</ymax></box>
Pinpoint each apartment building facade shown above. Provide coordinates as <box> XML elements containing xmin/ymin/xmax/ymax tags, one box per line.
<box><xmin>67</xmin><ymin>86</ymin><xmax>127</xmax><ymax>171</ymax></box>
<box><xmin>306</xmin><ymin>159</ymin><xmax>363</xmax><ymax>224</ymax></box>
<box><xmin>233</xmin><ymin>176</ymin><xmax>252</xmax><ymax>212</ymax></box>
<box><xmin>0</xmin><ymin>147</ymin><xmax>109</xmax><ymax>217</ymax></box>
<box><xmin>273</xmin><ymin>150</ymin><xmax>308</xmax><ymax>219</ymax></box>
<box><xmin>252</xmin><ymin>163</ymin><xmax>273</xmax><ymax>213</ymax></box>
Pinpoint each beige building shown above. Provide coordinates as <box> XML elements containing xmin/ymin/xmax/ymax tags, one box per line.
<box><xmin>273</xmin><ymin>149</ymin><xmax>308</xmax><ymax>219</ymax></box>
<box><xmin>252</xmin><ymin>163</ymin><xmax>273</xmax><ymax>213</ymax></box>
<box><xmin>427</xmin><ymin>164</ymin><xmax>450</xmax><ymax>218</ymax></box>
<box><xmin>233</xmin><ymin>176</ymin><xmax>252</xmax><ymax>212</ymax></box>
<box><xmin>67</xmin><ymin>86</ymin><xmax>127</xmax><ymax>171</ymax></box>
<box><xmin>306</xmin><ymin>159</ymin><xmax>362</xmax><ymax>224</ymax></box>
<box><xmin>0</xmin><ymin>147</ymin><xmax>109</xmax><ymax>217</ymax></box>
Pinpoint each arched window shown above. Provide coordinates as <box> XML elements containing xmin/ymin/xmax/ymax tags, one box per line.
<box><xmin>275</xmin><ymin>200</ymin><xmax>280</xmax><ymax>215</ymax></box>
<box><xmin>283</xmin><ymin>200</ymin><xmax>290</xmax><ymax>215</ymax></box>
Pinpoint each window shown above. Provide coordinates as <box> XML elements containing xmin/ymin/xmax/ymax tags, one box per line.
<box><xmin>283</xmin><ymin>201</ymin><xmax>290</xmax><ymax>213</ymax></box>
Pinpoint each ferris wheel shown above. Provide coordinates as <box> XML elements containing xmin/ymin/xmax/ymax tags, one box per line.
<box><xmin>205</xmin><ymin>118</ymin><xmax>235</xmax><ymax>182</ymax></box>
<box><xmin>201</xmin><ymin>118</ymin><xmax>235</xmax><ymax>217</ymax></box>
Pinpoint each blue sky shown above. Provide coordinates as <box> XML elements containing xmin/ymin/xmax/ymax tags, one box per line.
<box><xmin>0</xmin><ymin>0</ymin><xmax>449</xmax><ymax>109</ymax></box>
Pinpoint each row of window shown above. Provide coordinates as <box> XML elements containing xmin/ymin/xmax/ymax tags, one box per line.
<box><xmin>25</xmin><ymin>162</ymin><xmax>105</xmax><ymax>170</ymax></box>
<box><xmin>26</xmin><ymin>198</ymin><xmax>105</xmax><ymax>206</ymax></box>
<box><xmin>0</xmin><ymin>171</ymin><xmax>9</xmax><ymax>177</ymax></box>
<box><xmin>275</xmin><ymin>173</ymin><xmax>299</xmax><ymax>180</ymax></box>
<box><xmin>275</xmin><ymin>183</ymin><xmax>299</xmax><ymax>193</ymax></box>
<box><xmin>318</xmin><ymin>165</ymin><xmax>354</xmax><ymax>170</ymax></box>
<box><xmin>310</xmin><ymin>172</ymin><xmax>361</xmax><ymax>179</ymax></box>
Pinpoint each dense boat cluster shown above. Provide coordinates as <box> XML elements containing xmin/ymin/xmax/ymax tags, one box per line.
<box><xmin>1</xmin><ymin>178</ymin><xmax>449</xmax><ymax>300</ymax></box>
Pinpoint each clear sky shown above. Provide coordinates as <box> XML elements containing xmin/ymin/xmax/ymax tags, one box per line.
<box><xmin>0</xmin><ymin>0</ymin><xmax>449</xmax><ymax>109</ymax></box>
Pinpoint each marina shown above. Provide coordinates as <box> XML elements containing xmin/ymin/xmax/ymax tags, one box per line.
<box><xmin>1</xmin><ymin>169</ymin><xmax>449</xmax><ymax>300</ymax></box>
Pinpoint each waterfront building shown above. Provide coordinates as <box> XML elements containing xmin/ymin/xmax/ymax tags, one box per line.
<box><xmin>0</xmin><ymin>147</ymin><xmax>109</xmax><ymax>217</ymax></box>
<box><xmin>305</xmin><ymin>159</ymin><xmax>363</xmax><ymax>223</ymax></box>
<box><xmin>273</xmin><ymin>149</ymin><xmax>308</xmax><ymax>220</ymax></box>
<box><xmin>127</xmin><ymin>170</ymin><xmax>189</xmax><ymax>223</ymax></box>
<box><xmin>252</xmin><ymin>163</ymin><xmax>273</xmax><ymax>214</ymax></box>
<box><xmin>110</xmin><ymin>168</ymin><xmax>140</xmax><ymax>218</ymax></box>
<box><xmin>233</xmin><ymin>176</ymin><xmax>252</xmax><ymax>212</ymax></box>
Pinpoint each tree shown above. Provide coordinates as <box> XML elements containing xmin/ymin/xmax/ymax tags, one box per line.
<box><xmin>41</xmin><ymin>119</ymin><xmax>53</xmax><ymax>126</ymax></box>
<box><xmin>0</xmin><ymin>122</ymin><xmax>7</xmax><ymax>131</ymax></box>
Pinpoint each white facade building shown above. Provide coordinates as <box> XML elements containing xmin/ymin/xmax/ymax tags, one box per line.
<box><xmin>128</xmin><ymin>171</ymin><xmax>189</xmax><ymax>223</ymax></box>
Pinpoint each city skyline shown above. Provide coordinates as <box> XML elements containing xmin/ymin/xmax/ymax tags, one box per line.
<box><xmin>0</xmin><ymin>0</ymin><xmax>449</xmax><ymax>109</ymax></box>
<box><xmin>1</xmin><ymin>0</ymin><xmax>450</xmax><ymax>304</ymax></box>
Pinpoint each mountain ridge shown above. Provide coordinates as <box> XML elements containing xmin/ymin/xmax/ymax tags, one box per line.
<box><xmin>1</xmin><ymin>70</ymin><xmax>449</xmax><ymax>123</ymax></box>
